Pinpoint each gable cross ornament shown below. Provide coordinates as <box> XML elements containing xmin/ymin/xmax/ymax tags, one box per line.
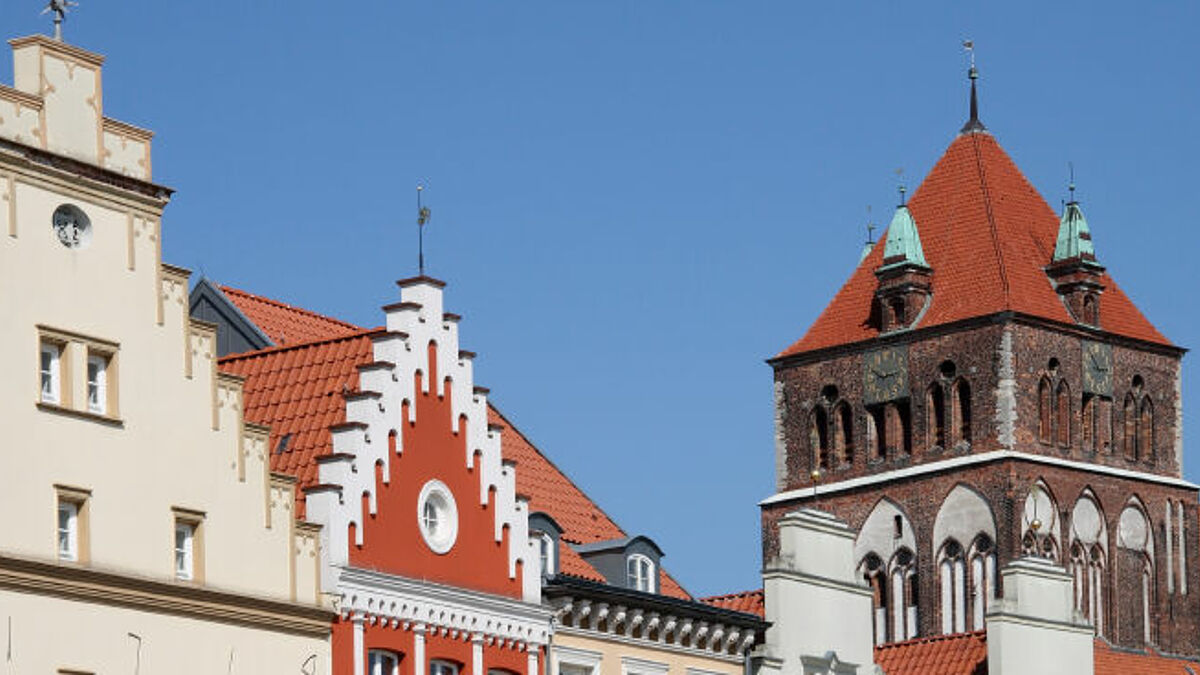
<box><xmin>42</xmin><ymin>0</ymin><xmax>79</xmax><ymax>42</ymax></box>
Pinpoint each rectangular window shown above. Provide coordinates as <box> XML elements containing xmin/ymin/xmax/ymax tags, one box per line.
<box><xmin>368</xmin><ymin>651</ymin><xmax>400</xmax><ymax>675</ymax></box>
<box><xmin>57</xmin><ymin>501</ymin><xmax>78</xmax><ymax>561</ymax></box>
<box><xmin>430</xmin><ymin>661</ymin><xmax>459</xmax><ymax>675</ymax></box>
<box><xmin>172</xmin><ymin>508</ymin><xmax>204</xmax><ymax>582</ymax></box>
<box><xmin>40</xmin><ymin>342</ymin><xmax>61</xmax><ymax>404</ymax></box>
<box><xmin>55</xmin><ymin>486</ymin><xmax>89</xmax><ymax>563</ymax></box>
<box><xmin>86</xmin><ymin>353</ymin><xmax>107</xmax><ymax>414</ymax></box>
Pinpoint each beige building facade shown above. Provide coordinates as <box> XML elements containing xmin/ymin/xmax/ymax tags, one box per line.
<box><xmin>0</xmin><ymin>33</ymin><xmax>331</xmax><ymax>673</ymax></box>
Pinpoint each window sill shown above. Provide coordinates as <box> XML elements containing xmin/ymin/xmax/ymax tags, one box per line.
<box><xmin>37</xmin><ymin>401</ymin><xmax>124</xmax><ymax>428</ymax></box>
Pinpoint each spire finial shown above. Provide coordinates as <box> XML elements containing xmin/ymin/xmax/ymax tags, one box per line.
<box><xmin>416</xmin><ymin>185</ymin><xmax>431</xmax><ymax>275</ymax></box>
<box><xmin>41</xmin><ymin>0</ymin><xmax>78</xmax><ymax>42</ymax></box>
<box><xmin>1067</xmin><ymin>162</ymin><xmax>1076</xmax><ymax>202</ymax></box>
<box><xmin>895</xmin><ymin>168</ymin><xmax>907</xmax><ymax>206</ymax></box>
<box><xmin>960</xmin><ymin>40</ymin><xmax>986</xmax><ymax>134</ymax></box>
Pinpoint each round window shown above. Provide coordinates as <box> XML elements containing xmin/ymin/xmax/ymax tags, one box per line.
<box><xmin>417</xmin><ymin>480</ymin><xmax>458</xmax><ymax>554</ymax></box>
<box><xmin>51</xmin><ymin>204</ymin><xmax>93</xmax><ymax>249</ymax></box>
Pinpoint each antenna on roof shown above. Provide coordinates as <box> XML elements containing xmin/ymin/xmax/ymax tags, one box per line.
<box><xmin>416</xmin><ymin>184</ymin><xmax>432</xmax><ymax>276</ymax></box>
<box><xmin>960</xmin><ymin>39</ymin><xmax>987</xmax><ymax>134</ymax></box>
<box><xmin>1067</xmin><ymin>162</ymin><xmax>1076</xmax><ymax>202</ymax></box>
<box><xmin>41</xmin><ymin>0</ymin><xmax>78</xmax><ymax>42</ymax></box>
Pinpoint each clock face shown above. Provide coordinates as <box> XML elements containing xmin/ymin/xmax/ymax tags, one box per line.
<box><xmin>864</xmin><ymin>346</ymin><xmax>908</xmax><ymax>405</ymax></box>
<box><xmin>1082</xmin><ymin>340</ymin><xmax>1113</xmax><ymax>397</ymax></box>
<box><xmin>52</xmin><ymin>204</ymin><xmax>92</xmax><ymax>249</ymax></box>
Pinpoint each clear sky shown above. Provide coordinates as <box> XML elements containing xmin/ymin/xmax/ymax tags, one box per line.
<box><xmin>4</xmin><ymin>1</ymin><xmax>1197</xmax><ymax>597</ymax></box>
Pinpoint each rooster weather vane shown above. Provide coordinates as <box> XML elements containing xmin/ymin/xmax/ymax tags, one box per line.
<box><xmin>43</xmin><ymin>0</ymin><xmax>79</xmax><ymax>42</ymax></box>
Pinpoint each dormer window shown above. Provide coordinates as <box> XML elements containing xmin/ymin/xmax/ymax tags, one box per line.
<box><xmin>627</xmin><ymin>554</ymin><xmax>654</xmax><ymax>592</ymax></box>
<box><xmin>535</xmin><ymin>530</ymin><xmax>555</xmax><ymax>576</ymax></box>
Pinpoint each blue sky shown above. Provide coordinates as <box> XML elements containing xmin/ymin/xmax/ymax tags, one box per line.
<box><xmin>4</xmin><ymin>1</ymin><xmax>1197</xmax><ymax>597</ymax></box>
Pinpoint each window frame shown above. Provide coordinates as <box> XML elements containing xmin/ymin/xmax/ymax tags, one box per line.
<box><xmin>40</xmin><ymin>340</ymin><xmax>63</xmax><ymax>404</ymax></box>
<box><xmin>171</xmin><ymin>508</ymin><xmax>205</xmax><ymax>582</ymax></box>
<box><xmin>429</xmin><ymin>659</ymin><xmax>460</xmax><ymax>675</ymax></box>
<box><xmin>368</xmin><ymin>650</ymin><xmax>402</xmax><ymax>675</ymax></box>
<box><xmin>86</xmin><ymin>351</ymin><xmax>108</xmax><ymax>415</ymax></box>
<box><xmin>55</xmin><ymin>485</ymin><xmax>90</xmax><ymax>563</ymax></box>
<box><xmin>36</xmin><ymin>326</ymin><xmax>120</xmax><ymax>421</ymax></box>
<box><xmin>626</xmin><ymin>553</ymin><xmax>655</xmax><ymax>593</ymax></box>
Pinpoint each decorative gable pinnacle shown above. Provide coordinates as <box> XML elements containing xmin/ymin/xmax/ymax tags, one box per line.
<box><xmin>878</xmin><ymin>205</ymin><xmax>929</xmax><ymax>271</ymax></box>
<box><xmin>1052</xmin><ymin>200</ymin><xmax>1097</xmax><ymax>264</ymax></box>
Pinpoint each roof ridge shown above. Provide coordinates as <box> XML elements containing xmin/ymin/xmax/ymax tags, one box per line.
<box><xmin>488</xmin><ymin>402</ymin><xmax>628</xmax><ymax>540</ymax></box>
<box><xmin>969</xmin><ymin>133</ymin><xmax>1012</xmax><ymax>307</ymax></box>
<box><xmin>218</xmin><ymin>325</ymin><xmax>384</xmax><ymax>363</ymax></box>
<box><xmin>220</xmin><ymin>285</ymin><xmax>362</xmax><ymax>330</ymax></box>
<box><xmin>700</xmin><ymin>588</ymin><xmax>763</xmax><ymax>601</ymax></box>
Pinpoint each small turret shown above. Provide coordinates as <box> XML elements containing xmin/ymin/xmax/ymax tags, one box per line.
<box><xmin>874</xmin><ymin>200</ymin><xmax>932</xmax><ymax>332</ymax></box>
<box><xmin>1046</xmin><ymin>192</ymin><xmax>1105</xmax><ymax>327</ymax></box>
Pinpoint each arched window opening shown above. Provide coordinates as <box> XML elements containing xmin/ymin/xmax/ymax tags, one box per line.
<box><xmin>885</xmin><ymin>402</ymin><xmax>912</xmax><ymax>457</ymax></box>
<box><xmin>368</xmin><ymin>650</ymin><xmax>402</xmax><ymax>675</ymax></box>
<box><xmin>1097</xmin><ymin>396</ymin><xmax>1114</xmax><ymax>453</ymax></box>
<box><xmin>889</xmin><ymin>298</ymin><xmax>906</xmax><ymax>328</ymax></box>
<box><xmin>810</xmin><ymin>407</ymin><xmax>830</xmax><ymax>471</ymax></box>
<box><xmin>1083</xmin><ymin>294</ymin><xmax>1098</xmax><ymax>325</ymax></box>
<box><xmin>1141</xmin><ymin>556</ymin><xmax>1154</xmax><ymax>645</ymax></box>
<box><xmin>968</xmin><ymin>535</ymin><xmax>997</xmax><ymax>630</ymax></box>
<box><xmin>927</xmin><ymin>383</ymin><xmax>946</xmax><ymax>450</ymax></box>
<box><xmin>1082</xmin><ymin>395</ymin><xmax>1096</xmax><ymax>452</ymax></box>
<box><xmin>953</xmin><ymin>379</ymin><xmax>971</xmax><ymax>447</ymax></box>
<box><xmin>939</xmin><ymin>539</ymin><xmax>967</xmax><ymax>634</ymax></box>
<box><xmin>861</xmin><ymin>554</ymin><xmax>888</xmax><ymax>645</ymax></box>
<box><xmin>1139</xmin><ymin>398</ymin><xmax>1154</xmax><ymax>463</ymax></box>
<box><xmin>1056</xmin><ymin>381</ymin><xmax>1071</xmax><ymax>448</ymax></box>
<box><xmin>891</xmin><ymin>548</ymin><xmax>918</xmax><ymax>642</ymax></box>
<box><xmin>1038</xmin><ymin>378</ymin><xmax>1053</xmax><ymax>443</ymax></box>
<box><xmin>1069</xmin><ymin>541</ymin><xmax>1107</xmax><ymax>636</ymax></box>
<box><xmin>627</xmin><ymin>554</ymin><xmax>655</xmax><ymax>593</ymax></box>
<box><xmin>1124</xmin><ymin>394</ymin><xmax>1138</xmax><ymax>461</ymax></box>
<box><xmin>832</xmin><ymin>402</ymin><xmax>853</xmax><ymax>466</ymax></box>
<box><xmin>866</xmin><ymin>409</ymin><xmax>883</xmax><ymax>461</ymax></box>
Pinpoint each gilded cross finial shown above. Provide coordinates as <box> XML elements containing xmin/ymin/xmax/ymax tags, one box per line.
<box><xmin>416</xmin><ymin>185</ymin><xmax>432</xmax><ymax>276</ymax></box>
<box><xmin>42</xmin><ymin>0</ymin><xmax>78</xmax><ymax>42</ymax></box>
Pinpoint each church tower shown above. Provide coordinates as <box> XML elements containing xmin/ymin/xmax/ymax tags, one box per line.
<box><xmin>760</xmin><ymin>68</ymin><xmax>1197</xmax><ymax>655</ymax></box>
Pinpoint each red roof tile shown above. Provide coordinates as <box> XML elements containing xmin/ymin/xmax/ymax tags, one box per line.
<box><xmin>875</xmin><ymin>631</ymin><xmax>988</xmax><ymax>675</ymax></box>
<box><xmin>778</xmin><ymin>133</ymin><xmax>1169</xmax><ymax>358</ymax></box>
<box><xmin>874</xmin><ymin>631</ymin><xmax>1199</xmax><ymax>674</ymax></box>
<box><xmin>700</xmin><ymin>589</ymin><xmax>764</xmax><ymax>617</ymax></box>
<box><xmin>221</xmin><ymin>285</ymin><xmax>361</xmax><ymax>346</ymax></box>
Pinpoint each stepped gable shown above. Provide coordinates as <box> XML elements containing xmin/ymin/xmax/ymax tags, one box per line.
<box><xmin>221</xmin><ymin>285</ymin><xmax>361</xmax><ymax>345</ymax></box>
<box><xmin>219</xmin><ymin>329</ymin><xmax>379</xmax><ymax>517</ymax></box>
<box><xmin>700</xmin><ymin>589</ymin><xmax>764</xmax><ymax>617</ymax></box>
<box><xmin>777</xmin><ymin>132</ymin><xmax>1168</xmax><ymax>358</ymax></box>
<box><xmin>216</xmin><ymin>284</ymin><xmax>692</xmax><ymax>599</ymax></box>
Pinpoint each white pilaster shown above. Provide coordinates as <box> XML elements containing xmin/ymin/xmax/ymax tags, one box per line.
<box><xmin>527</xmin><ymin>648</ymin><xmax>539</xmax><ymax>675</ymax></box>
<box><xmin>414</xmin><ymin>623</ymin><xmax>427</xmax><ymax>675</ymax></box>
<box><xmin>353</xmin><ymin>614</ymin><xmax>366</xmax><ymax>675</ymax></box>
<box><xmin>473</xmin><ymin>634</ymin><xmax>484</xmax><ymax>675</ymax></box>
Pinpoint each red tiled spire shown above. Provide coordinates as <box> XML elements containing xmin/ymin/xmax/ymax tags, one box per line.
<box><xmin>776</xmin><ymin>132</ymin><xmax>1169</xmax><ymax>358</ymax></box>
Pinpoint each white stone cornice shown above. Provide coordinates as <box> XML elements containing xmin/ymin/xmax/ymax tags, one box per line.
<box><xmin>338</xmin><ymin>566</ymin><xmax>551</xmax><ymax>645</ymax></box>
<box><xmin>760</xmin><ymin>449</ymin><xmax>1199</xmax><ymax>506</ymax></box>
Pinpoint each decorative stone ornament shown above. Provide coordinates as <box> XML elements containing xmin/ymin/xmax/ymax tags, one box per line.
<box><xmin>52</xmin><ymin>203</ymin><xmax>91</xmax><ymax>249</ymax></box>
<box><xmin>417</xmin><ymin>479</ymin><xmax>458</xmax><ymax>554</ymax></box>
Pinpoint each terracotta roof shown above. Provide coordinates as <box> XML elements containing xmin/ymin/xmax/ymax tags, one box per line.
<box><xmin>700</xmin><ymin>589</ymin><xmax>764</xmax><ymax>617</ymax></box>
<box><xmin>219</xmin><ymin>329</ymin><xmax>379</xmax><ymax>517</ymax></box>
<box><xmin>220</xmin><ymin>285</ymin><xmax>361</xmax><ymax>346</ymax></box>
<box><xmin>1094</xmin><ymin>641</ymin><xmax>1199</xmax><ymax>674</ymax></box>
<box><xmin>778</xmin><ymin>132</ymin><xmax>1169</xmax><ymax>358</ymax></box>
<box><xmin>875</xmin><ymin>631</ymin><xmax>988</xmax><ymax>675</ymax></box>
<box><xmin>874</xmin><ymin>631</ymin><xmax>1199</xmax><ymax>674</ymax></box>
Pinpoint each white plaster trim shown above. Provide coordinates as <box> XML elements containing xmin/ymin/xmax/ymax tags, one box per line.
<box><xmin>417</xmin><ymin>479</ymin><xmax>459</xmax><ymax>554</ymax></box>
<box><xmin>760</xmin><ymin>450</ymin><xmax>1198</xmax><ymax>506</ymax></box>
<box><xmin>552</xmin><ymin>627</ymin><xmax>743</xmax><ymax>665</ymax></box>
<box><xmin>338</xmin><ymin>566</ymin><xmax>552</xmax><ymax>646</ymax></box>
<box><xmin>553</xmin><ymin>644</ymin><xmax>603</xmax><ymax>675</ymax></box>
<box><xmin>621</xmin><ymin>655</ymin><xmax>670</xmax><ymax>675</ymax></box>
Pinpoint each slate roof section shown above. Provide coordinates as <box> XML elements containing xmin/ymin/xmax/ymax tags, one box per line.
<box><xmin>777</xmin><ymin>132</ymin><xmax>1169</xmax><ymax>358</ymax></box>
<box><xmin>220</xmin><ymin>285</ymin><xmax>362</xmax><ymax>346</ymax></box>
<box><xmin>700</xmin><ymin>589</ymin><xmax>764</xmax><ymax>617</ymax></box>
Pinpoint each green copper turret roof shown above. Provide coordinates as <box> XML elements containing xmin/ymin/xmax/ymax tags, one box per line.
<box><xmin>878</xmin><ymin>204</ymin><xmax>929</xmax><ymax>270</ymax></box>
<box><xmin>1052</xmin><ymin>200</ymin><xmax>1096</xmax><ymax>263</ymax></box>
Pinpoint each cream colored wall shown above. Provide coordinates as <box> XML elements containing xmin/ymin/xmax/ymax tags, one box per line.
<box><xmin>0</xmin><ymin>587</ymin><xmax>327</xmax><ymax>675</ymax></box>
<box><xmin>551</xmin><ymin>631</ymin><xmax>742</xmax><ymax>675</ymax></box>
<box><xmin>0</xmin><ymin>33</ymin><xmax>329</xmax><ymax>666</ymax></box>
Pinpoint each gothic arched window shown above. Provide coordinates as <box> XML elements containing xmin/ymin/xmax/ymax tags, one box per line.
<box><xmin>1082</xmin><ymin>395</ymin><xmax>1096</xmax><ymax>452</ymax></box>
<box><xmin>810</xmin><ymin>407</ymin><xmax>830</xmax><ymax>471</ymax></box>
<box><xmin>890</xmin><ymin>548</ymin><xmax>918</xmax><ymax>642</ymax></box>
<box><xmin>1038</xmin><ymin>377</ymin><xmax>1053</xmax><ymax>443</ymax></box>
<box><xmin>832</xmin><ymin>402</ymin><xmax>853</xmax><ymax>466</ymax></box>
<box><xmin>1056</xmin><ymin>380</ymin><xmax>1071</xmax><ymax>448</ymax></box>
<box><xmin>1139</xmin><ymin>398</ymin><xmax>1154</xmax><ymax>463</ymax></box>
<box><xmin>953</xmin><ymin>379</ymin><xmax>971</xmax><ymax>446</ymax></box>
<box><xmin>1124</xmin><ymin>393</ymin><xmax>1138</xmax><ymax>461</ymax></box>
<box><xmin>939</xmin><ymin>539</ymin><xmax>967</xmax><ymax>634</ymax></box>
<box><xmin>968</xmin><ymin>535</ymin><xmax>996</xmax><ymax>630</ymax></box>
<box><xmin>927</xmin><ymin>382</ymin><xmax>946</xmax><ymax>450</ymax></box>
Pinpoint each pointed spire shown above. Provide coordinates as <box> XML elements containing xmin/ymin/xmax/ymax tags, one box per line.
<box><xmin>878</xmin><ymin>203</ymin><xmax>929</xmax><ymax>270</ymax></box>
<box><xmin>960</xmin><ymin>41</ymin><xmax>986</xmax><ymax>134</ymax></box>
<box><xmin>1052</xmin><ymin>199</ymin><xmax>1097</xmax><ymax>263</ymax></box>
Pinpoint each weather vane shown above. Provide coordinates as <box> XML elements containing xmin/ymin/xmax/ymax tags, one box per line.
<box><xmin>416</xmin><ymin>185</ymin><xmax>432</xmax><ymax>276</ymax></box>
<box><xmin>963</xmin><ymin>39</ymin><xmax>976</xmax><ymax>70</ymax></box>
<box><xmin>42</xmin><ymin>0</ymin><xmax>78</xmax><ymax>42</ymax></box>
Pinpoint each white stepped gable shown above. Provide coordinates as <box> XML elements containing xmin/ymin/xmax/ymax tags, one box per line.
<box><xmin>306</xmin><ymin>278</ymin><xmax>541</xmax><ymax>603</ymax></box>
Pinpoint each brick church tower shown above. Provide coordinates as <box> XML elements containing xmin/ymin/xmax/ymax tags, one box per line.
<box><xmin>760</xmin><ymin>68</ymin><xmax>1198</xmax><ymax>656</ymax></box>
